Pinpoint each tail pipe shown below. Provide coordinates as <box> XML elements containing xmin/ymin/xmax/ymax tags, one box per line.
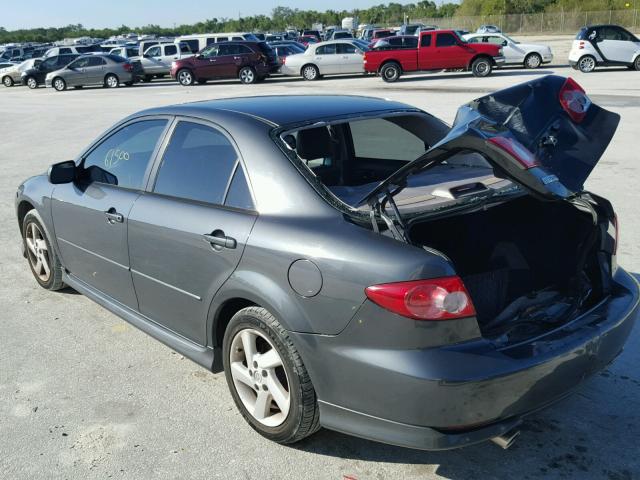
<box><xmin>490</xmin><ymin>429</ymin><xmax>520</xmax><ymax>449</ymax></box>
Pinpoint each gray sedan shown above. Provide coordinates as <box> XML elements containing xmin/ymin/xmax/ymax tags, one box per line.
<box><xmin>45</xmin><ymin>54</ymin><xmax>134</xmax><ymax>91</ymax></box>
<box><xmin>14</xmin><ymin>77</ymin><xmax>639</xmax><ymax>451</ymax></box>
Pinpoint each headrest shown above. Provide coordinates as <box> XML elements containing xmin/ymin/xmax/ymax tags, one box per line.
<box><xmin>296</xmin><ymin>127</ymin><xmax>333</xmax><ymax>160</ymax></box>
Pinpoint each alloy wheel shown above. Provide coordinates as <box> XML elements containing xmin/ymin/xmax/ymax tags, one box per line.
<box><xmin>106</xmin><ymin>75</ymin><xmax>119</xmax><ymax>88</ymax></box>
<box><xmin>525</xmin><ymin>53</ymin><xmax>541</xmax><ymax>69</ymax></box>
<box><xmin>240</xmin><ymin>68</ymin><xmax>255</xmax><ymax>84</ymax></box>
<box><xmin>3</xmin><ymin>76</ymin><xmax>13</xmax><ymax>87</ymax></box>
<box><xmin>27</xmin><ymin>77</ymin><xmax>37</xmax><ymax>89</ymax></box>
<box><xmin>229</xmin><ymin>328</ymin><xmax>290</xmax><ymax>427</ymax></box>
<box><xmin>579</xmin><ymin>56</ymin><xmax>595</xmax><ymax>73</ymax></box>
<box><xmin>25</xmin><ymin>222</ymin><xmax>51</xmax><ymax>282</ymax></box>
<box><xmin>53</xmin><ymin>78</ymin><xmax>65</xmax><ymax>91</ymax></box>
<box><xmin>178</xmin><ymin>70</ymin><xmax>193</xmax><ymax>86</ymax></box>
<box><xmin>302</xmin><ymin>65</ymin><xmax>318</xmax><ymax>80</ymax></box>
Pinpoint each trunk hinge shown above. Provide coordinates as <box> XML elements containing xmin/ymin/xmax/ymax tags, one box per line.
<box><xmin>368</xmin><ymin>186</ymin><xmax>408</xmax><ymax>243</ymax></box>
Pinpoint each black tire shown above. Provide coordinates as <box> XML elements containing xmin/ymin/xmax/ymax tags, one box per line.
<box><xmin>471</xmin><ymin>57</ymin><xmax>492</xmax><ymax>77</ymax></box>
<box><xmin>104</xmin><ymin>73</ymin><xmax>119</xmax><ymax>88</ymax></box>
<box><xmin>22</xmin><ymin>209</ymin><xmax>65</xmax><ymax>291</ymax></box>
<box><xmin>143</xmin><ymin>75</ymin><xmax>154</xmax><ymax>82</ymax></box>
<box><xmin>633</xmin><ymin>56</ymin><xmax>640</xmax><ymax>71</ymax></box>
<box><xmin>524</xmin><ymin>52</ymin><xmax>542</xmax><ymax>69</ymax></box>
<box><xmin>380</xmin><ymin>62</ymin><xmax>401</xmax><ymax>83</ymax></box>
<box><xmin>52</xmin><ymin>77</ymin><xmax>66</xmax><ymax>91</ymax></box>
<box><xmin>177</xmin><ymin>69</ymin><xmax>194</xmax><ymax>86</ymax></box>
<box><xmin>2</xmin><ymin>75</ymin><xmax>13</xmax><ymax>87</ymax></box>
<box><xmin>223</xmin><ymin>307</ymin><xmax>320</xmax><ymax>444</ymax></box>
<box><xmin>301</xmin><ymin>64</ymin><xmax>319</xmax><ymax>81</ymax></box>
<box><xmin>26</xmin><ymin>76</ymin><xmax>38</xmax><ymax>89</ymax></box>
<box><xmin>578</xmin><ymin>55</ymin><xmax>596</xmax><ymax>73</ymax></box>
<box><xmin>238</xmin><ymin>66</ymin><xmax>257</xmax><ymax>84</ymax></box>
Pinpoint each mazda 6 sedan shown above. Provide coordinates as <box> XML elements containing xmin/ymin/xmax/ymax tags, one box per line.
<box><xmin>16</xmin><ymin>76</ymin><xmax>639</xmax><ymax>450</ymax></box>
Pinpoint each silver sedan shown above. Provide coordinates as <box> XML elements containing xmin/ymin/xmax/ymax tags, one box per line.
<box><xmin>45</xmin><ymin>54</ymin><xmax>134</xmax><ymax>91</ymax></box>
<box><xmin>279</xmin><ymin>40</ymin><xmax>367</xmax><ymax>80</ymax></box>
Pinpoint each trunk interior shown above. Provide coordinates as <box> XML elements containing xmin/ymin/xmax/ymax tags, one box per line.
<box><xmin>409</xmin><ymin>195</ymin><xmax>612</xmax><ymax>342</ymax></box>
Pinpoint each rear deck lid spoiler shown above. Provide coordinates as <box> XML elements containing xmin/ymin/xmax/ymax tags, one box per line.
<box><xmin>357</xmin><ymin>75</ymin><xmax>620</xmax><ymax>207</ymax></box>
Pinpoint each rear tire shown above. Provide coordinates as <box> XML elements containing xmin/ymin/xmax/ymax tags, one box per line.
<box><xmin>578</xmin><ymin>55</ymin><xmax>596</xmax><ymax>73</ymax></box>
<box><xmin>471</xmin><ymin>57</ymin><xmax>492</xmax><ymax>77</ymax></box>
<box><xmin>380</xmin><ymin>62</ymin><xmax>401</xmax><ymax>82</ymax></box>
<box><xmin>239</xmin><ymin>66</ymin><xmax>257</xmax><ymax>84</ymax></box>
<box><xmin>524</xmin><ymin>52</ymin><xmax>542</xmax><ymax>69</ymax></box>
<box><xmin>26</xmin><ymin>76</ymin><xmax>38</xmax><ymax>89</ymax></box>
<box><xmin>105</xmin><ymin>73</ymin><xmax>119</xmax><ymax>88</ymax></box>
<box><xmin>22</xmin><ymin>210</ymin><xmax>65</xmax><ymax>291</ymax></box>
<box><xmin>223</xmin><ymin>307</ymin><xmax>320</xmax><ymax>444</ymax></box>
<box><xmin>177</xmin><ymin>69</ymin><xmax>194</xmax><ymax>86</ymax></box>
<box><xmin>301</xmin><ymin>64</ymin><xmax>319</xmax><ymax>81</ymax></box>
<box><xmin>52</xmin><ymin>77</ymin><xmax>66</xmax><ymax>91</ymax></box>
<box><xmin>3</xmin><ymin>75</ymin><xmax>14</xmax><ymax>87</ymax></box>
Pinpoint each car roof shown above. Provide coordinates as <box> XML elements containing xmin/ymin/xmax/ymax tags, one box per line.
<box><xmin>137</xmin><ymin>95</ymin><xmax>418</xmax><ymax>127</ymax></box>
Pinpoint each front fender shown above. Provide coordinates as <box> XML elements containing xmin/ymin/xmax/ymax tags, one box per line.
<box><xmin>15</xmin><ymin>175</ymin><xmax>57</xmax><ymax>253</ymax></box>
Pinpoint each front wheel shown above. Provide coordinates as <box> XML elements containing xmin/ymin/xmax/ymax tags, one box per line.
<box><xmin>633</xmin><ymin>56</ymin><xmax>640</xmax><ymax>71</ymax></box>
<box><xmin>380</xmin><ymin>63</ymin><xmax>401</xmax><ymax>82</ymax></box>
<box><xmin>578</xmin><ymin>55</ymin><xmax>596</xmax><ymax>73</ymax></box>
<box><xmin>52</xmin><ymin>77</ymin><xmax>66</xmax><ymax>91</ymax></box>
<box><xmin>22</xmin><ymin>210</ymin><xmax>65</xmax><ymax>290</ymax></box>
<box><xmin>177</xmin><ymin>69</ymin><xmax>194</xmax><ymax>86</ymax></box>
<box><xmin>471</xmin><ymin>57</ymin><xmax>492</xmax><ymax>77</ymax></box>
<box><xmin>2</xmin><ymin>75</ymin><xmax>13</xmax><ymax>87</ymax></box>
<box><xmin>223</xmin><ymin>307</ymin><xmax>320</xmax><ymax>444</ymax></box>
<box><xmin>301</xmin><ymin>64</ymin><xmax>319</xmax><ymax>81</ymax></box>
<box><xmin>26</xmin><ymin>76</ymin><xmax>38</xmax><ymax>89</ymax></box>
<box><xmin>239</xmin><ymin>66</ymin><xmax>257</xmax><ymax>84</ymax></box>
<box><xmin>524</xmin><ymin>52</ymin><xmax>542</xmax><ymax>69</ymax></box>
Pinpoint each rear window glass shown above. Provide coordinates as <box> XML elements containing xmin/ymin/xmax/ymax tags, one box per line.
<box><xmin>351</xmin><ymin>118</ymin><xmax>427</xmax><ymax>161</ymax></box>
<box><xmin>107</xmin><ymin>54</ymin><xmax>126</xmax><ymax>62</ymax></box>
<box><xmin>257</xmin><ymin>42</ymin><xmax>273</xmax><ymax>54</ymax></box>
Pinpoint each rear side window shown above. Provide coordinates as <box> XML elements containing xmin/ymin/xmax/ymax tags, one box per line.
<box><xmin>86</xmin><ymin>57</ymin><xmax>105</xmax><ymax>66</ymax></box>
<box><xmin>350</xmin><ymin>118</ymin><xmax>427</xmax><ymax>161</ymax></box>
<box><xmin>217</xmin><ymin>44</ymin><xmax>232</xmax><ymax>55</ymax></box>
<box><xmin>337</xmin><ymin>43</ymin><xmax>357</xmax><ymax>54</ymax></box>
<box><xmin>179</xmin><ymin>43</ymin><xmax>191</xmax><ymax>53</ymax></box>
<box><xmin>165</xmin><ymin>45</ymin><xmax>177</xmax><ymax>56</ymax></box>
<box><xmin>404</xmin><ymin>37</ymin><xmax>418</xmax><ymax>48</ymax></box>
<box><xmin>420</xmin><ymin>34</ymin><xmax>432</xmax><ymax>47</ymax></box>
<box><xmin>225</xmin><ymin>165</ymin><xmax>254</xmax><ymax>210</ymax></box>
<box><xmin>436</xmin><ymin>33</ymin><xmax>458</xmax><ymax>47</ymax></box>
<box><xmin>153</xmin><ymin>122</ymin><xmax>239</xmax><ymax>205</ymax></box>
<box><xmin>82</xmin><ymin>120</ymin><xmax>167</xmax><ymax>190</ymax></box>
<box><xmin>60</xmin><ymin>48</ymin><xmax>72</xmax><ymax>54</ymax></box>
<box><xmin>317</xmin><ymin>44</ymin><xmax>337</xmax><ymax>55</ymax></box>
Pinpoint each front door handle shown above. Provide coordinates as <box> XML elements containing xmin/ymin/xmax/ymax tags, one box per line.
<box><xmin>105</xmin><ymin>208</ymin><xmax>124</xmax><ymax>224</ymax></box>
<box><xmin>203</xmin><ymin>230</ymin><xmax>236</xmax><ymax>249</ymax></box>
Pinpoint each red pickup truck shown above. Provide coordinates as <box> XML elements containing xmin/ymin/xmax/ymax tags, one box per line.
<box><xmin>364</xmin><ymin>30</ymin><xmax>505</xmax><ymax>82</ymax></box>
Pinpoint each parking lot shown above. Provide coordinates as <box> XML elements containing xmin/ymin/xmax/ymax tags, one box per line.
<box><xmin>1</xmin><ymin>59</ymin><xmax>639</xmax><ymax>479</ymax></box>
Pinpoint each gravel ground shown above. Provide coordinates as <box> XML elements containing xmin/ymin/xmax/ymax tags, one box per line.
<box><xmin>0</xmin><ymin>58</ymin><xmax>639</xmax><ymax>480</ymax></box>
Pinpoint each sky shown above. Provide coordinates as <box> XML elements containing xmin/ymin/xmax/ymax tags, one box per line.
<box><xmin>2</xmin><ymin>0</ymin><xmax>435</xmax><ymax>30</ymax></box>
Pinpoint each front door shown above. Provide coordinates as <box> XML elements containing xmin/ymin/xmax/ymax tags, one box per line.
<box><xmin>128</xmin><ymin>119</ymin><xmax>257</xmax><ymax>345</ymax></box>
<box><xmin>432</xmin><ymin>32</ymin><xmax>469</xmax><ymax>69</ymax></box>
<box><xmin>51</xmin><ymin>119</ymin><xmax>169</xmax><ymax>309</ymax></box>
<box><xmin>142</xmin><ymin>45</ymin><xmax>163</xmax><ymax>74</ymax></box>
<box><xmin>597</xmin><ymin>26</ymin><xmax>640</xmax><ymax>63</ymax></box>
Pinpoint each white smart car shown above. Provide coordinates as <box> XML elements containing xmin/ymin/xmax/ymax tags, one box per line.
<box><xmin>464</xmin><ymin>33</ymin><xmax>553</xmax><ymax>68</ymax></box>
<box><xmin>569</xmin><ymin>24</ymin><xmax>640</xmax><ymax>72</ymax></box>
<box><xmin>279</xmin><ymin>40</ymin><xmax>366</xmax><ymax>80</ymax></box>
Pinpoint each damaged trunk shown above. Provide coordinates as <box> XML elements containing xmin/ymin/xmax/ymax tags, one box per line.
<box><xmin>408</xmin><ymin>195</ymin><xmax>615</xmax><ymax>342</ymax></box>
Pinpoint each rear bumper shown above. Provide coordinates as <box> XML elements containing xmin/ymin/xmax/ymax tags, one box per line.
<box><xmin>293</xmin><ymin>268</ymin><xmax>639</xmax><ymax>450</ymax></box>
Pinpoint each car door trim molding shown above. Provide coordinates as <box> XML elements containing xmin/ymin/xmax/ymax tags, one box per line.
<box><xmin>130</xmin><ymin>268</ymin><xmax>202</xmax><ymax>301</ymax></box>
<box><xmin>57</xmin><ymin>237</ymin><xmax>129</xmax><ymax>270</ymax></box>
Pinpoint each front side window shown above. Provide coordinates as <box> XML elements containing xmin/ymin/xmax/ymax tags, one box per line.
<box><xmin>153</xmin><ymin>122</ymin><xmax>239</xmax><ymax>205</ymax></box>
<box><xmin>201</xmin><ymin>45</ymin><xmax>219</xmax><ymax>58</ymax></box>
<box><xmin>60</xmin><ymin>48</ymin><xmax>72</xmax><ymax>54</ymax></box>
<box><xmin>146</xmin><ymin>46</ymin><xmax>161</xmax><ymax>57</ymax></box>
<box><xmin>487</xmin><ymin>36</ymin><xmax>504</xmax><ymax>45</ymax></box>
<box><xmin>217</xmin><ymin>44</ymin><xmax>233</xmax><ymax>56</ymax></box>
<box><xmin>436</xmin><ymin>33</ymin><xmax>458</xmax><ymax>47</ymax></box>
<box><xmin>68</xmin><ymin>57</ymin><xmax>91</xmax><ymax>69</ymax></box>
<box><xmin>82</xmin><ymin>120</ymin><xmax>167</xmax><ymax>190</ymax></box>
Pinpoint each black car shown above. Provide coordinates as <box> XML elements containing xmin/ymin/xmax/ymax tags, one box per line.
<box><xmin>21</xmin><ymin>54</ymin><xmax>79</xmax><ymax>89</ymax></box>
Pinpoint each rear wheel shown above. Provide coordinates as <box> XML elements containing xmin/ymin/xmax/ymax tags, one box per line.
<box><xmin>223</xmin><ymin>307</ymin><xmax>320</xmax><ymax>444</ymax></box>
<box><xmin>239</xmin><ymin>66</ymin><xmax>257</xmax><ymax>84</ymax></box>
<box><xmin>380</xmin><ymin>62</ymin><xmax>401</xmax><ymax>82</ymax></box>
<box><xmin>3</xmin><ymin>75</ymin><xmax>14</xmax><ymax>87</ymax></box>
<box><xmin>301</xmin><ymin>64</ymin><xmax>319</xmax><ymax>81</ymax></box>
<box><xmin>52</xmin><ymin>77</ymin><xmax>66</xmax><ymax>91</ymax></box>
<box><xmin>105</xmin><ymin>73</ymin><xmax>119</xmax><ymax>88</ymax></box>
<box><xmin>578</xmin><ymin>55</ymin><xmax>596</xmax><ymax>73</ymax></box>
<box><xmin>22</xmin><ymin>210</ymin><xmax>65</xmax><ymax>291</ymax></box>
<box><xmin>26</xmin><ymin>76</ymin><xmax>38</xmax><ymax>89</ymax></box>
<box><xmin>524</xmin><ymin>52</ymin><xmax>542</xmax><ymax>69</ymax></box>
<box><xmin>471</xmin><ymin>57</ymin><xmax>492</xmax><ymax>77</ymax></box>
<box><xmin>177</xmin><ymin>69</ymin><xmax>194</xmax><ymax>86</ymax></box>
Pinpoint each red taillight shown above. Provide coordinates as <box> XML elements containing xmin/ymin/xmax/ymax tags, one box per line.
<box><xmin>559</xmin><ymin>77</ymin><xmax>591</xmax><ymax>123</ymax></box>
<box><xmin>486</xmin><ymin>136</ymin><xmax>540</xmax><ymax>169</ymax></box>
<box><xmin>365</xmin><ymin>277</ymin><xmax>476</xmax><ymax>321</ymax></box>
<box><xmin>578</xmin><ymin>41</ymin><xmax>585</xmax><ymax>49</ymax></box>
<box><xmin>123</xmin><ymin>63</ymin><xmax>133</xmax><ymax>72</ymax></box>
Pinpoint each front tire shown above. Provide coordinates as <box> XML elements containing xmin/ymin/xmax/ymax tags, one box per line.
<box><xmin>177</xmin><ymin>69</ymin><xmax>194</xmax><ymax>86</ymax></box>
<box><xmin>633</xmin><ymin>56</ymin><xmax>640</xmax><ymax>71</ymax></box>
<box><xmin>22</xmin><ymin>210</ymin><xmax>65</xmax><ymax>291</ymax></box>
<box><xmin>380</xmin><ymin>62</ymin><xmax>401</xmax><ymax>82</ymax></box>
<box><xmin>26</xmin><ymin>76</ymin><xmax>38</xmax><ymax>89</ymax></box>
<box><xmin>578</xmin><ymin>55</ymin><xmax>596</xmax><ymax>73</ymax></box>
<box><xmin>52</xmin><ymin>77</ymin><xmax>66</xmax><ymax>91</ymax></box>
<box><xmin>471</xmin><ymin>57</ymin><xmax>492</xmax><ymax>77</ymax></box>
<box><xmin>223</xmin><ymin>307</ymin><xmax>320</xmax><ymax>444</ymax></box>
<box><xmin>3</xmin><ymin>75</ymin><xmax>13</xmax><ymax>87</ymax></box>
<box><xmin>524</xmin><ymin>52</ymin><xmax>542</xmax><ymax>69</ymax></box>
<box><xmin>105</xmin><ymin>73</ymin><xmax>119</xmax><ymax>88</ymax></box>
<box><xmin>238</xmin><ymin>66</ymin><xmax>257</xmax><ymax>84</ymax></box>
<box><xmin>301</xmin><ymin>64</ymin><xmax>319</xmax><ymax>81</ymax></box>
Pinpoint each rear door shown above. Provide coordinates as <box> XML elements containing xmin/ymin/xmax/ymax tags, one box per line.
<box><xmin>337</xmin><ymin>42</ymin><xmax>364</xmax><ymax>73</ymax></box>
<box><xmin>161</xmin><ymin>44</ymin><xmax>179</xmax><ymax>67</ymax></box>
<box><xmin>417</xmin><ymin>33</ymin><xmax>433</xmax><ymax>70</ymax></box>
<box><xmin>127</xmin><ymin>119</ymin><xmax>257</xmax><ymax>345</ymax></box>
<box><xmin>51</xmin><ymin>118</ymin><xmax>169</xmax><ymax>308</ymax></box>
<box><xmin>84</xmin><ymin>56</ymin><xmax>107</xmax><ymax>84</ymax></box>
<box><xmin>213</xmin><ymin>43</ymin><xmax>238</xmax><ymax>77</ymax></box>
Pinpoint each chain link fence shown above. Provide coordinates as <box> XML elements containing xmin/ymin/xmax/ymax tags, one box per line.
<box><xmin>411</xmin><ymin>9</ymin><xmax>640</xmax><ymax>35</ymax></box>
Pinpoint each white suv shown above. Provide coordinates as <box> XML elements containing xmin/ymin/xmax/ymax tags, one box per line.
<box><xmin>569</xmin><ymin>24</ymin><xmax>640</xmax><ymax>72</ymax></box>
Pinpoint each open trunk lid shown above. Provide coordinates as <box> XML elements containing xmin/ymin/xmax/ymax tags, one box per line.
<box><xmin>359</xmin><ymin>75</ymin><xmax>620</xmax><ymax>207</ymax></box>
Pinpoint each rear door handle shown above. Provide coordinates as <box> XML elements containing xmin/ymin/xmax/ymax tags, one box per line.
<box><xmin>105</xmin><ymin>208</ymin><xmax>124</xmax><ymax>224</ymax></box>
<box><xmin>203</xmin><ymin>231</ymin><xmax>236</xmax><ymax>249</ymax></box>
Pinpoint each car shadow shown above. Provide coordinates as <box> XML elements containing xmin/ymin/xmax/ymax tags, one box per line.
<box><xmin>394</xmin><ymin>69</ymin><xmax>553</xmax><ymax>83</ymax></box>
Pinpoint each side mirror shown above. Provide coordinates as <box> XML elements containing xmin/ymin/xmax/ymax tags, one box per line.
<box><xmin>48</xmin><ymin>160</ymin><xmax>76</xmax><ymax>184</ymax></box>
<box><xmin>502</xmin><ymin>40</ymin><xmax>508</xmax><ymax>46</ymax></box>
<box><xmin>196</xmin><ymin>54</ymin><xmax>204</xmax><ymax>60</ymax></box>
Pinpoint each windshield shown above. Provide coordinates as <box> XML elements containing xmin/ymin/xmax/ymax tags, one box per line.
<box><xmin>502</xmin><ymin>34</ymin><xmax>518</xmax><ymax>44</ymax></box>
